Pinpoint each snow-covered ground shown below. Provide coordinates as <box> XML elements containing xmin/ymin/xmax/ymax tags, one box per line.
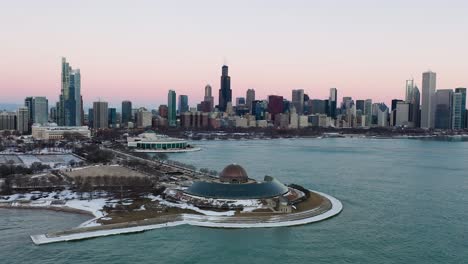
<box><xmin>30</xmin><ymin>190</ymin><xmax>343</xmax><ymax>245</ymax></box>
<box><xmin>149</xmin><ymin>195</ymin><xmax>236</xmax><ymax>216</ymax></box>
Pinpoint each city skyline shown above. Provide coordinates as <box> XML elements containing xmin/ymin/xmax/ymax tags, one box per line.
<box><xmin>1</xmin><ymin>1</ymin><xmax>468</xmax><ymax>107</ymax></box>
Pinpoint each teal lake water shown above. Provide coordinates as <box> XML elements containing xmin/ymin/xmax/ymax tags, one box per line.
<box><xmin>1</xmin><ymin>138</ymin><xmax>467</xmax><ymax>264</ymax></box>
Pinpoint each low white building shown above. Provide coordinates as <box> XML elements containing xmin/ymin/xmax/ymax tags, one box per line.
<box><xmin>32</xmin><ymin>123</ymin><xmax>91</xmax><ymax>140</ymax></box>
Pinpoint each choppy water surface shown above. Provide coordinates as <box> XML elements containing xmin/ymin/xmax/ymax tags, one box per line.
<box><xmin>1</xmin><ymin>138</ymin><xmax>467</xmax><ymax>264</ymax></box>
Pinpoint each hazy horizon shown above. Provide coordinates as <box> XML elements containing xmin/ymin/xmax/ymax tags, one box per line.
<box><xmin>1</xmin><ymin>0</ymin><xmax>468</xmax><ymax>108</ymax></box>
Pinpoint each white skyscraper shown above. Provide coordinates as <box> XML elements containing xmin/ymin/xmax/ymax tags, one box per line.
<box><xmin>421</xmin><ymin>71</ymin><xmax>436</xmax><ymax>128</ymax></box>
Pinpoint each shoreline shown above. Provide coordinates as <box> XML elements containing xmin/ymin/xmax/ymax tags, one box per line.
<box><xmin>29</xmin><ymin>190</ymin><xmax>342</xmax><ymax>245</ymax></box>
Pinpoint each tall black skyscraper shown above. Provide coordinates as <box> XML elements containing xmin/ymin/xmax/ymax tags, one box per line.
<box><xmin>121</xmin><ymin>100</ymin><xmax>132</xmax><ymax>125</ymax></box>
<box><xmin>218</xmin><ymin>65</ymin><xmax>232</xmax><ymax>112</ymax></box>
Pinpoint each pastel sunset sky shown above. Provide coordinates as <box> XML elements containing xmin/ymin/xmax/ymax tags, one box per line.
<box><xmin>1</xmin><ymin>0</ymin><xmax>467</xmax><ymax>109</ymax></box>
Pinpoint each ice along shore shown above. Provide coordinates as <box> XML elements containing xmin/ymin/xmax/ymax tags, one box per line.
<box><xmin>30</xmin><ymin>191</ymin><xmax>342</xmax><ymax>245</ymax></box>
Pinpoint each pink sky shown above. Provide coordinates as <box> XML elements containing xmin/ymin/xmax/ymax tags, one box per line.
<box><xmin>1</xmin><ymin>1</ymin><xmax>467</xmax><ymax>109</ymax></box>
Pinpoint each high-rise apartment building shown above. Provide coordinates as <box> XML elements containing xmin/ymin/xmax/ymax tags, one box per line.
<box><xmin>16</xmin><ymin>107</ymin><xmax>29</xmax><ymax>134</ymax></box>
<box><xmin>218</xmin><ymin>65</ymin><xmax>232</xmax><ymax>112</ymax></box>
<box><xmin>58</xmin><ymin>57</ymin><xmax>82</xmax><ymax>126</ymax></box>
<box><xmin>421</xmin><ymin>71</ymin><xmax>436</xmax><ymax>128</ymax></box>
<box><xmin>92</xmin><ymin>101</ymin><xmax>108</xmax><ymax>129</ymax></box>
<box><xmin>0</xmin><ymin>111</ymin><xmax>16</xmax><ymax>131</ymax></box>
<box><xmin>168</xmin><ymin>90</ymin><xmax>177</xmax><ymax>127</ymax></box>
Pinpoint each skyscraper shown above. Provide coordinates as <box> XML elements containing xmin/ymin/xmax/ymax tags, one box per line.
<box><xmin>93</xmin><ymin>101</ymin><xmax>108</xmax><ymax>129</ymax></box>
<box><xmin>268</xmin><ymin>95</ymin><xmax>284</xmax><ymax>122</ymax></box>
<box><xmin>203</xmin><ymin>84</ymin><xmax>214</xmax><ymax>112</ymax></box>
<box><xmin>421</xmin><ymin>71</ymin><xmax>436</xmax><ymax>128</ymax></box>
<box><xmin>24</xmin><ymin>96</ymin><xmax>48</xmax><ymax>130</ymax></box>
<box><xmin>121</xmin><ymin>100</ymin><xmax>132</xmax><ymax>125</ymax></box>
<box><xmin>405</xmin><ymin>79</ymin><xmax>414</xmax><ymax>102</ymax></box>
<box><xmin>434</xmin><ymin>89</ymin><xmax>453</xmax><ymax>129</ymax></box>
<box><xmin>218</xmin><ymin>65</ymin><xmax>232</xmax><ymax>112</ymax></box>
<box><xmin>328</xmin><ymin>88</ymin><xmax>337</xmax><ymax>118</ymax></box>
<box><xmin>58</xmin><ymin>57</ymin><xmax>82</xmax><ymax>126</ymax></box>
<box><xmin>356</xmin><ymin>100</ymin><xmax>365</xmax><ymax>113</ymax></box>
<box><xmin>178</xmin><ymin>95</ymin><xmax>189</xmax><ymax>114</ymax></box>
<box><xmin>292</xmin><ymin>89</ymin><xmax>305</xmax><ymax>114</ymax></box>
<box><xmin>16</xmin><ymin>107</ymin><xmax>29</xmax><ymax>134</ymax></box>
<box><xmin>452</xmin><ymin>92</ymin><xmax>463</xmax><ymax>129</ymax></box>
<box><xmin>108</xmin><ymin>108</ymin><xmax>117</xmax><ymax>128</ymax></box>
<box><xmin>454</xmin><ymin>88</ymin><xmax>466</xmax><ymax>128</ymax></box>
<box><xmin>364</xmin><ymin>99</ymin><xmax>373</xmax><ymax>126</ymax></box>
<box><xmin>0</xmin><ymin>111</ymin><xmax>17</xmax><ymax>131</ymax></box>
<box><xmin>410</xmin><ymin>86</ymin><xmax>421</xmax><ymax>128</ymax></box>
<box><xmin>168</xmin><ymin>90</ymin><xmax>177</xmax><ymax>127</ymax></box>
<box><xmin>246</xmin><ymin>89</ymin><xmax>255</xmax><ymax>113</ymax></box>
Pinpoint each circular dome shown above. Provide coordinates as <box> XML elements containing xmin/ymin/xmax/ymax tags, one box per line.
<box><xmin>219</xmin><ymin>164</ymin><xmax>248</xmax><ymax>183</ymax></box>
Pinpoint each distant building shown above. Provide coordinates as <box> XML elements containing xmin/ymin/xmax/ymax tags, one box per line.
<box><xmin>108</xmin><ymin>108</ymin><xmax>117</xmax><ymax>128</ymax></box>
<box><xmin>236</xmin><ymin>97</ymin><xmax>246</xmax><ymax>106</ymax></box>
<box><xmin>16</xmin><ymin>107</ymin><xmax>29</xmax><ymax>134</ymax></box>
<box><xmin>309</xmin><ymin>99</ymin><xmax>327</xmax><ymax>114</ymax></box>
<box><xmin>137</xmin><ymin>108</ymin><xmax>152</xmax><ymax>128</ymax></box>
<box><xmin>291</xmin><ymin>89</ymin><xmax>304</xmax><ymax>114</ymax></box>
<box><xmin>246</xmin><ymin>89</ymin><xmax>255</xmax><ymax>113</ymax></box>
<box><xmin>121</xmin><ymin>100</ymin><xmax>133</xmax><ymax>125</ymax></box>
<box><xmin>434</xmin><ymin>89</ymin><xmax>453</xmax><ymax>129</ymax></box>
<box><xmin>421</xmin><ymin>71</ymin><xmax>436</xmax><ymax>128</ymax></box>
<box><xmin>268</xmin><ymin>95</ymin><xmax>284</xmax><ymax>122</ymax></box>
<box><xmin>395</xmin><ymin>102</ymin><xmax>410</xmax><ymax>127</ymax></box>
<box><xmin>203</xmin><ymin>84</ymin><xmax>214</xmax><ymax>112</ymax></box>
<box><xmin>25</xmin><ymin>96</ymin><xmax>48</xmax><ymax>130</ymax></box>
<box><xmin>218</xmin><ymin>65</ymin><xmax>232</xmax><ymax>112</ymax></box>
<box><xmin>454</xmin><ymin>88</ymin><xmax>466</xmax><ymax>128</ymax></box>
<box><xmin>32</xmin><ymin>124</ymin><xmax>91</xmax><ymax>140</ymax></box>
<box><xmin>356</xmin><ymin>100</ymin><xmax>365</xmax><ymax>113</ymax></box>
<box><xmin>58</xmin><ymin>57</ymin><xmax>82</xmax><ymax>126</ymax></box>
<box><xmin>329</xmin><ymin>88</ymin><xmax>338</xmax><ymax>118</ymax></box>
<box><xmin>159</xmin><ymin>105</ymin><xmax>168</xmax><ymax>118</ymax></box>
<box><xmin>93</xmin><ymin>101</ymin><xmax>109</xmax><ymax>129</ymax></box>
<box><xmin>178</xmin><ymin>95</ymin><xmax>189</xmax><ymax>114</ymax></box>
<box><xmin>0</xmin><ymin>111</ymin><xmax>16</xmax><ymax>131</ymax></box>
<box><xmin>168</xmin><ymin>90</ymin><xmax>177</xmax><ymax>127</ymax></box>
<box><xmin>452</xmin><ymin>92</ymin><xmax>463</xmax><ymax>129</ymax></box>
<box><xmin>364</xmin><ymin>99</ymin><xmax>373</xmax><ymax>126</ymax></box>
<box><xmin>377</xmin><ymin>103</ymin><xmax>389</xmax><ymax>127</ymax></box>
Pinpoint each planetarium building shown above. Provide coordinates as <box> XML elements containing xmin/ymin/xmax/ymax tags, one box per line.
<box><xmin>185</xmin><ymin>164</ymin><xmax>289</xmax><ymax>199</ymax></box>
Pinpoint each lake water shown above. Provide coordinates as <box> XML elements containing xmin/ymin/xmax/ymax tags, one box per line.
<box><xmin>1</xmin><ymin>138</ymin><xmax>467</xmax><ymax>264</ymax></box>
